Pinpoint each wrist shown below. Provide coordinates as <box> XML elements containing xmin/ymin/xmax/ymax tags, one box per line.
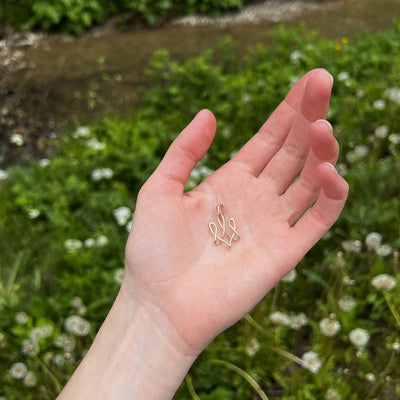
<box><xmin>58</xmin><ymin>284</ymin><xmax>198</xmax><ymax>400</ymax></box>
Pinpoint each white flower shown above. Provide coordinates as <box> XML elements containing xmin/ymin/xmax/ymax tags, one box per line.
<box><xmin>64</xmin><ymin>239</ymin><xmax>83</xmax><ymax>253</ymax></box>
<box><xmin>86</xmin><ymin>138</ymin><xmax>105</xmax><ymax>150</ymax></box>
<box><xmin>373</xmin><ymin>99</ymin><xmax>386</xmax><ymax>110</ymax></box>
<box><xmin>84</xmin><ymin>238</ymin><xmax>96</xmax><ymax>248</ymax></box>
<box><xmin>39</xmin><ymin>324</ymin><xmax>53</xmax><ymax>338</ymax></box>
<box><xmin>365</xmin><ymin>232</ymin><xmax>382</xmax><ymax>250</ymax></box>
<box><xmin>39</xmin><ymin>158</ymin><xmax>50</xmax><ymax>167</ymax></box>
<box><xmin>245</xmin><ymin>338</ymin><xmax>260</xmax><ymax>357</ymax></box>
<box><xmin>10</xmin><ymin>362</ymin><xmax>28</xmax><ymax>379</ymax></box>
<box><xmin>325</xmin><ymin>388</ymin><xmax>342</xmax><ymax>400</ymax></box>
<box><xmin>337</xmin><ymin>71</ymin><xmax>350</xmax><ymax>81</ymax></box>
<box><xmin>349</xmin><ymin>328</ymin><xmax>370</xmax><ymax>348</ymax></box>
<box><xmin>0</xmin><ymin>169</ymin><xmax>9</xmax><ymax>180</ymax></box>
<box><xmin>23</xmin><ymin>371</ymin><xmax>37</xmax><ymax>387</ymax></box>
<box><xmin>290</xmin><ymin>313</ymin><xmax>307</xmax><ymax>330</ymax></box>
<box><xmin>354</xmin><ymin>145</ymin><xmax>369</xmax><ymax>158</ymax></box>
<box><xmin>73</xmin><ymin>126</ymin><xmax>90</xmax><ymax>138</ymax></box>
<box><xmin>22</xmin><ymin>340</ymin><xmax>40</xmax><ymax>357</ymax></box>
<box><xmin>91</xmin><ymin>167</ymin><xmax>114</xmax><ymax>181</ymax></box>
<box><xmin>342</xmin><ymin>275</ymin><xmax>355</xmax><ymax>286</ymax></box>
<box><xmin>10</xmin><ymin>133</ymin><xmax>24</xmax><ymax>146</ymax></box>
<box><xmin>338</xmin><ymin>296</ymin><xmax>356</xmax><ymax>312</ymax></box>
<box><xmin>282</xmin><ymin>269</ymin><xmax>297</xmax><ymax>283</ymax></box>
<box><xmin>341</xmin><ymin>240</ymin><xmax>362</xmax><ymax>253</ymax></box>
<box><xmin>290</xmin><ymin>50</ymin><xmax>304</xmax><ymax>63</ymax></box>
<box><xmin>374</xmin><ymin>125</ymin><xmax>389</xmax><ymax>139</ymax></box>
<box><xmin>113</xmin><ymin>206</ymin><xmax>132</xmax><ymax>226</ymax></box>
<box><xmin>319</xmin><ymin>317</ymin><xmax>341</xmax><ymax>337</ymax></box>
<box><xmin>27</xmin><ymin>209</ymin><xmax>40</xmax><ymax>219</ymax></box>
<box><xmin>301</xmin><ymin>351</ymin><xmax>322</xmax><ymax>373</ymax></box>
<box><xmin>96</xmin><ymin>235</ymin><xmax>109</xmax><ymax>247</ymax></box>
<box><xmin>384</xmin><ymin>87</ymin><xmax>400</xmax><ymax>104</ymax></box>
<box><xmin>15</xmin><ymin>312</ymin><xmax>29</xmax><ymax>324</ymax></box>
<box><xmin>53</xmin><ymin>354</ymin><xmax>66</xmax><ymax>367</ymax></box>
<box><xmin>336</xmin><ymin>163</ymin><xmax>348</xmax><ymax>176</ymax></box>
<box><xmin>70</xmin><ymin>296</ymin><xmax>83</xmax><ymax>308</ymax></box>
<box><xmin>365</xmin><ymin>372</ymin><xmax>376</xmax><ymax>382</ymax></box>
<box><xmin>64</xmin><ymin>315</ymin><xmax>91</xmax><ymax>336</ymax></box>
<box><xmin>376</xmin><ymin>244</ymin><xmax>393</xmax><ymax>257</ymax></box>
<box><xmin>269</xmin><ymin>311</ymin><xmax>291</xmax><ymax>326</ymax></box>
<box><xmin>389</xmin><ymin>133</ymin><xmax>400</xmax><ymax>144</ymax></box>
<box><xmin>126</xmin><ymin>218</ymin><xmax>133</xmax><ymax>232</ymax></box>
<box><xmin>371</xmin><ymin>274</ymin><xmax>397</xmax><ymax>291</ymax></box>
<box><xmin>30</xmin><ymin>327</ymin><xmax>45</xmax><ymax>342</ymax></box>
<box><xmin>114</xmin><ymin>268</ymin><xmax>125</xmax><ymax>284</ymax></box>
<box><xmin>356</xmin><ymin>89</ymin><xmax>365</xmax><ymax>98</ymax></box>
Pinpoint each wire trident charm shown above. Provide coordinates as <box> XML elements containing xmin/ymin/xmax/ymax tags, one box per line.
<box><xmin>209</xmin><ymin>204</ymin><xmax>240</xmax><ymax>248</ymax></box>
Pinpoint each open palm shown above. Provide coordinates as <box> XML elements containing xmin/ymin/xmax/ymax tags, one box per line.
<box><xmin>123</xmin><ymin>69</ymin><xmax>348</xmax><ymax>355</ymax></box>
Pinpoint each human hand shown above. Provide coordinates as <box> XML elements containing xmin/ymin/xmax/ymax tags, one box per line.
<box><xmin>122</xmin><ymin>69</ymin><xmax>348</xmax><ymax>358</ymax></box>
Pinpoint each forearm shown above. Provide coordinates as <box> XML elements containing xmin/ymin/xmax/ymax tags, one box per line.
<box><xmin>57</xmin><ymin>286</ymin><xmax>197</xmax><ymax>400</ymax></box>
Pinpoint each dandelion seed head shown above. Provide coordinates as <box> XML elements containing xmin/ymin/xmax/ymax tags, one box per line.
<box><xmin>10</xmin><ymin>362</ymin><xmax>27</xmax><ymax>379</ymax></box>
<box><xmin>73</xmin><ymin>126</ymin><xmax>90</xmax><ymax>138</ymax></box>
<box><xmin>39</xmin><ymin>158</ymin><xmax>50</xmax><ymax>167</ymax></box>
<box><xmin>365</xmin><ymin>372</ymin><xmax>376</xmax><ymax>382</ymax></box>
<box><xmin>282</xmin><ymin>269</ymin><xmax>297</xmax><ymax>283</ymax></box>
<box><xmin>373</xmin><ymin>99</ymin><xmax>386</xmax><ymax>110</ymax></box>
<box><xmin>22</xmin><ymin>339</ymin><xmax>40</xmax><ymax>357</ymax></box>
<box><xmin>10</xmin><ymin>133</ymin><xmax>24</xmax><ymax>146</ymax></box>
<box><xmin>337</xmin><ymin>71</ymin><xmax>350</xmax><ymax>81</ymax></box>
<box><xmin>269</xmin><ymin>311</ymin><xmax>291</xmax><ymax>326</ymax></box>
<box><xmin>0</xmin><ymin>169</ymin><xmax>9</xmax><ymax>180</ymax></box>
<box><xmin>91</xmin><ymin>167</ymin><xmax>114</xmax><ymax>181</ymax></box>
<box><xmin>113</xmin><ymin>206</ymin><xmax>132</xmax><ymax>226</ymax></box>
<box><xmin>84</xmin><ymin>238</ymin><xmax>96</xmax><ymax>248</ymax></box>
<box><xmin>15</xmin><ymin>312</ymin><xmax>29</xmax><ymax>325</ymax></box>
<box><xmin>245</xmin><ymin>338</ymin><xmax>260</xmax><ymax>357</ymax></box>
<box><xmin>338</xmin><ymin>296</ymin><xmax>356</xmax><ymax>312</ymax></box>
<box><xmin>65</xmin><ymin>315</ymin><xmax>91</xmax><ymax>337</ymax></box>
<box><xmin>325</xmin><ymin>388</ymin><xmax>342</xmax><ymax>400</ymax></box>
<box><xmin>371</xmin><ymin>274</ymin><xmax>397</xmax><ymax>291</ymax></box>
<box><xmin>374</xmin><ymin>125</ymin><xmax>388</xmax><ymax>139</ymax></box>
<box><xmin>365</xmin><ymin>232</ymin><xmax>382</xmax><ymax>250</ymax></box>
<box><xmin>301</xmin><ymin>351</ymin><xmax>322</xmax><ymax>373</ymax></box>
<box><xmin>384</xmin><ymin>87</ymin><xmax>400</xmax><ymax>104</ymax></box>
<box><xmin>290</xmin><ymin>313</ymin><xmax>307</xmax><ymax>330</ymax></box>
<box><xmin>349</xmin><ymin>328</ymin><xmax>370</xmax><ymax>348</ymax></box>
<box><xmin>114</xmin><ymin>268</ymin><xmax>125</xmax><ymax>284</ymax></box>
<box><xmin>290</xmin><ymin>50</ymin><xmax>304</xmax><ymax>63</ymax></box>
<box><xmin>28</xmin><ymin>209</ymin><xmax>40</xmax><ymax>219</ymax></box>
<box><xmin>376</xmin><ymin>244</ymin><xmax>393</xmax><ymax>257</ymax></box>
<box><xmin>23</xmin><ymin>371</ymin><xmax>37</xmax><ymax>387</ymax></box>
<box><xmin>86</xmin><ymin>138</ymin><xmax>105</xmax><ymax>150</ymax></box>
<box><xmin>342</xmin><ymin>240</ymin><xmax>362</xmax><ymax>253</ymax></box>
<box><xmin>96</xmin><ymin>235</ymin><xmax>109</xmax><ymax>247</ymax></box>
<box><xmin>320</xmin><ymin>317</ymin><xmax>341</xmax><ymax>337</ymax></box>
<box><xmin>389</xmin><ymin>133</ymin><xmax>400</xmax><ymax>144</ymax></box>
<box><xmin>64</xmin><ymin>239</ymin><xmax>83</xmax><ymax>253</ymax></box>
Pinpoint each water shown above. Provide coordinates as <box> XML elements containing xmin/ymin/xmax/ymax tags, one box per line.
<box><xmin>1</xmin><ymin>0</ymin><xmax>400</xmax><ymax>166</ymax></box>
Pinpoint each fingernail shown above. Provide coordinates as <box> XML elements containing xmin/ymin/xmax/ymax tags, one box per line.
<box><xmin>326</xmin><ymin>162</ymin><xmax>338</xmax><ymax>174</ymax></box>
<box><xmin>316</xmin><ymin>119</ymin><xmax>333</xmax><ymax>134</ymax></box>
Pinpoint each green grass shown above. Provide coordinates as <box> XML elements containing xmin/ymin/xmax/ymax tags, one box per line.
<box><xmin>1</xmin><ymin>22</ymin><xmax>400</xmax><ymax>399</ymax></box>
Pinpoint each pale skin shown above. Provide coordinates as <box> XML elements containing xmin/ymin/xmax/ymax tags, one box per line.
<box><xmin>57</xmin><ymin>69</ymin><xmax>348</xmax><ymax>399</ymax></box>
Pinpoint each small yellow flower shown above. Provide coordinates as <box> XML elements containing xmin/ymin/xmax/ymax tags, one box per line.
<box><xmin>341</xmin><ymin>37</ymin><xmax>349</xmax><ymax>44</ymax></box>
<box><xmin>334</xmin><ymin>43</ymin><xmax>342</xmax><ymax>51</ymax></box>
